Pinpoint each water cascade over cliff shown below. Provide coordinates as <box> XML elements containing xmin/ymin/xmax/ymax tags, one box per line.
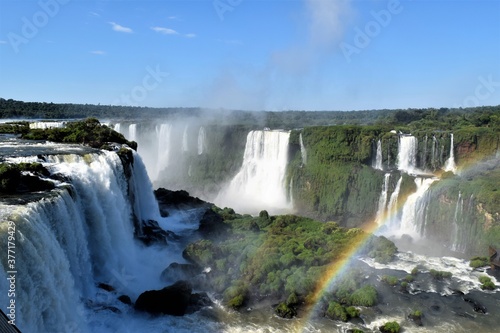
<box><xmin>197</xmin><ymin>126</ymin><xmax>206</xmax><ymax>155</ymax></box>
<box><xmin>215</xmin><ymin>130</ymin><xmax>292</xmax><ymax>214</ymax></box>
<box><xmin>444</xmin><ymin>133</ymin><xmax>457</xmax><ymax>173</ymax></box>
<box><xmin>299</xmin><ymin>132</ymin><xmax>307</xmax><ymax>166</ymax></box>
<box><xmin>373</xmin><ymin>139</ymin><xmax>383</xmax><ymax>170</ymax></box>
<box><xmin>397</xmin><ymin>135</ymin><xmax>418</xmax><ymax>174</ymax></box>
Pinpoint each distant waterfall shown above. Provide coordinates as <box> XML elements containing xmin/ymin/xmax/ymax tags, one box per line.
<box><xmin>397</xmin><ymin>135</ymin><xmax>418</xmax><ymax>173</ymax></box>
<box><xmin>29</xmin><ymin>121</ymin><xmax>66</xmax><ymax>129</ymax></box>
<box><xmin>215</xmin><ymin>130</ymin><xmax>292</xmax><ymax>214</ymax></box>
<box><xmin>451</xmin><ymin>191</ymin><xmax>463</xmax><ymax>252</ymax></box>
<box><xmin>155</xmin><ymin>123</ymin><xmax>173</xmax><ymax>178</ymax></box>
<box><xmin>373</xmin><ymin>139</ymin><xmax>383</xmax><ymax>170</ymax></box>
<box><xmin>375</xmin><ymin>173</ymin><xmax>391</xmax><ymax>224</ymax></box>
<box><xmin>443</xmin><ymin>133</ymin><xmax>457</xmax><ymax>173</ymax></box>
<box><xmin>114</xmin><ymin>123</ymin><xmax>121</xmax><ymax>134</ymax></box>
<box><xmin>198</xmin><ymin>126</ymin><xmax>206</xmax><ymax>155</ymax></box>
<box><xmin>299</xmin><ymin>133</ymin><xmax>307</xmax><ymax>165</ymax></box>
<box><xmin>182</xmin><ymin>125</ymin><xmax>189</xmax><ymax>152</ymax></box>
<box><xmin>129</xmin><ymin>124</ymin><xmax>137</xmax><ymax>142</ymax></box>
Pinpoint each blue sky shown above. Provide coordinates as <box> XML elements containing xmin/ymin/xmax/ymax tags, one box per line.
<box><xmin>0</xmin><ymin>0</ymin><xmax>499</xmax><ymax>111</ymax></box>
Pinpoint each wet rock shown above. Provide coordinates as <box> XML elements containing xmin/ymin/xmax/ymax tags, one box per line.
<box><xmin>463</xmin><ymin>296</ymin><xmax>487</xmax><ymax>314</ymax></box>
<box><xmin>138</xmin><ymin>219</ymin><xmax>169</xmax><ymax>245</ymax></box>
<box><xmin>160</xmin><ymin>262</ymin><xmax>201</xmax><ymax>283</ymax></box>
<box><xmin>198</xmin><ymin>209</ymin><xmax>229</xmax><ymax>238</ymax></box>
<box><xmin>118</xmin><ymin>295</ymin><xmax>132</xmax><ymax>305</ymax></box>
<box><xmin>186</xmin><ymin>292</ymin><xmax>213</xmax><ymax>314</ymax></box>
<box><xmin>97</xmin><ymin>283</ymin><xmax>115</xmax><ymax>292</ymax></box>
<box><xmin>154</xmin><ymin>188</ymin><xmax>208</xmax><ymax>217</ymax></box>
<box><xmin>135</xmin><ymin>281</ymin><xmax>193</xmax><ymax>316</ymax></box>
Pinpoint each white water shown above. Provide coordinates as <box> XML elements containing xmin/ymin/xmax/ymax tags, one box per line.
<box><xmin>451</xmin><ymin>191</ymin><xmax>463</xmax><ymax>252</ymax></box>
<box><xmin>155</xmin><ymin>123</ymin><xmax>173</xmax><ymax>179</ymax></box>
<box><xmin>375</xmin><ymin>173</ymin><xmax>391</xmax><ymax>224</ymax></box>
<box><xmin>299</xmin><ymin>133</ymin><xmax>307</xmax><ymax>166</ymax></box>
<box><xmin>0</xmin><ymin>148</ymin><xmax>208</xmax><ymax>333</ymax></box>
<box><xmin>443</xmin><ymin>133</ymin><xmax>457</xmax><ymax>173</ymax></box>
<box><xmin>29</xmin><ymin>121</ymin><xmax>66</xmax><ymax>129</ymax></box>
<box><xmin>128</xmin><ymin>124</ymin><xmax>137</xmax><ymax>142</ymax></box>
<box><xmin>373</xmin><ymin>139</ymin><xmax>383</xmax><ymax>170</ymax></box>
<box><xmin>397</xmin><ymin>135</ymin><xmax>418</xmax><ymax>173</ymax></box>
<box><xmin>182</xmin><ymin>125</ymin><xmax>189</xmax><ymax>152</ymax></box>
<box><xmin>394</xmin><ymin>177</ymin><xmax>438</xmax><ymax>239</ymax></box>
<box><xmin>198</xmin><ymin>126</ymin><xmax>207</xmax><ymax>155</ymax></box>
<box><xmin>215</xmin><ymin>130</ymin><xmax>292</xmax><ymax>214</ymax></box>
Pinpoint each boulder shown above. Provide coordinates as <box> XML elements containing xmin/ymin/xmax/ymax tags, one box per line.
<box><xmin>463</xmin><ymin>296</ymin><xmax>487</xmax><ymax>314</ymax></box>
<box><xmin>198</xmin><ymin>209</ymin><xmax>229</xmax><ymax>238</ymax></box>
<box><xmin>135</xmin><ymin>281</ymin><xmax>193</xmax><ymax>316</ymax></box>
<box><xmin>186</xmin><ymin>292</ymin><xmax>213</xmax><ymax>314</ymax></box>
<box><xmin>138</xmin><ymin>220</ymin><xmax>169</xmax><ymax>245</ymax></box>
<box><xmin>160</xmin><ymin>262</ymin><xmax>201</xmax><ymax>282</ymax></box>
<box><xmin>118</xmin><ymin>295</ymin><xmax>132</xmax><ymax>305</ymax></box>
<box><xmin>154</xmin><ymin>188</ymin><xmax>208</xmax><ymax>217</ymax></box>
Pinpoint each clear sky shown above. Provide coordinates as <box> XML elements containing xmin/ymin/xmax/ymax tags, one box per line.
<box><xmin>0</xmin><ymin>0</ymin><xmax>499</xmax><ymax>111</ymax></box>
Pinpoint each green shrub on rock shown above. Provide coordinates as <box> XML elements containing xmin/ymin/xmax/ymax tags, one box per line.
<box><xmin>380</xmin><ymin>321</ymin><xmax>400</xmax><ymax>333</ymax></box>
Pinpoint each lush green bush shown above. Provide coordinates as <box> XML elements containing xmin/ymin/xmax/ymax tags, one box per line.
<box><xmin>275</xmin><ymin>302</ymin><xmax>297</xmax><ymax>318</ymax></box>
<box><xmin>479</xmin><ymin>276</ymin><xmax>496</xmax><ymax>290</ymax></box>
<box><xmin>381</xmin><ymin>275</ymin><xmax>399</xmax><ymax>286</ymax></box>
<box><xmin>349</xmin><ymin>285</ymin><xmax>377</xmax><ymax>306</ymax></box>
<box><xmin>470</xmin><ymin>257</ymin><xmax>490</xmax><ymax>269</ymax></box>
<box><xmin>380</xmin><ymin>321</ymin><xmax>400</xmax><ymax>333</ymax></box>
<box><xmin>326</xmin><ymin>301</ymin><xmax>347</xmax><ymax>321</ymax></box>
<box><xmin>429</xmin><ymin>269</ymin><xmax>452</xmax><ymax>280</ymax></box>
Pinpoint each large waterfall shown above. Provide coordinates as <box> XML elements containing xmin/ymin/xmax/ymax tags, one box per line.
<box><xmin>299</xmin><ymin>133</ymin><xmax>307</xmax><ymax>166</ymax></box>
<box><xmin>0</xmin><ymin>147</ymin><xmax>181</xmax><ymax>333</ymax></box>
<box><xmin>197</xmin><ymin>126</ymin><xmax>206</xmax><ymax>155</ymax></box>
<box><xmin>215</xmin><ymin>130</ymin><xmax>292</xmax><ymax>214</ymax></box>
<box><xmin>397</xmin><ymin>135</ymin><xmax>417</xmax><ymax>173</ymax></box>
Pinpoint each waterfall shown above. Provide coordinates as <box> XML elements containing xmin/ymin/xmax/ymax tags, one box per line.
<box><xmin>431</xmin><ymin>135</ymin><xmax>437</xmax><ymax>169</ymax></box>
<box><xmin>397</xmin><ymin>135</ymin><xmax>418</xmax><ymax>173</ymax></box>
<box><xmin>373</xmin><ymin>139</ymin><xmax>383</xmax><ymax>170</ymax></box>
<box><xmin>155</xmin><ymin>123</ymin><xmax>173</xmax><ymax>178</ymax></box>
<box><xmin>397</xmin><ymin>177</ymin><xmax>437</xmax><ymax>239</ymax></box>
<box><xmin>129</xmin><ymin>124</ymin><xmax>137</xmax><ymax>142</ymax></box>
<box><xmin>451</xmin><ymin>191</ymin><xmax>463</xmax><ymax>252</ymax></box>
<box><xmin>182</xmin><ymin>125</ymin><xmax>189</xmax><ymax>152</ymax></box>
<box><xmin>114</xmin><ymin>123</ymin><xmax>121</xmax><ymax>134</ymax></box>
<box><xmin>215</xmin><ymin>130</ymin><xmax>292</xmax><ymax>214</ymax></box>
<box><xmin>299</xmin><ymin>133</ymin><xmax>307</xmax><ymax>166</ymax></box>
<box><xmin>384</xmin><ymin>175</ymin><xmax>402</xmax><ymax>229</ymax></box>
<box><xmin>375</xmin><ymin>173</ymin><xmax>391</xmax><ymax>224</ymax></box>
<box><xmin>443</xmin><ymin>133</ymin><xmax>457</xmax><ymax>173</ymax></box>
<box><xmin>0</xmin><ymin>150</ymin><xmax>164</xmax><ymax>333</ymax></box>
<box><xmin>29</xmin><ymin>121</ymin><xmax>66</xmax><ymax>129</ymax></box>
<box><xmin>198</xmin><ymin>126</ymin><xmax>206</xmax><ymax>155</ymax></box>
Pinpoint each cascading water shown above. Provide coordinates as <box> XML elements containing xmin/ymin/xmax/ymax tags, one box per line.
<box><xmin>129</xmin><ymin>124</ymin><xmax>137</xmax><ymax>142</ymax></box>
<box><xmin>299</xmin><ymin>132</ymin><xmax>307</xmax><ymax>166</ymax></box>
<box><xmin>182</xmin><ymin>125</ymin><xmax>189</xmax><ymax>152</ymax></box>
<box><xmin>431</xmin><ymin>135</ymin><xmax>438</xmax><ymax>169</ymax></box>
<box><xmin>395</xmin><ymin>177</ymin><xmax>437</xmax><ymax>239</ymax></box>
<box><xmin>397</xmin><ymin>135</ymin><xmax>418</xmax><ymax>173</ymax></box>
<box><xmin>198</xmin><ymin>126</ymin><xmax>206</xmax><ymax>155</ymax></box>
<box><xmin>0</xmin><ymin>150</ymin><xmax>161</xmax><ymax>333</ymax></box>
<box><xmin>215</xmin><ymin>130</ymin><xmax>292</xmax><ymax>214</ymax></box>
<box><xmin>444</xmin><ymin>133</ymin><xmax>457</xmax><ymax>173</ymax></box>
<box><xmin>375</xmin><ymin>173</ymin><xmax>391</xmax><ymax>224</ymax></box>
<box><xmin>451</xmin><ymin>191</ymin><xmax>463</xmax><ymax>252</ymax></box>
<box><xmin>155</xmin><ymin>123</ymin><xmax>173</xmax><ymax>179</ymax></box>
<box><xmin>373</xmin><ymin>139</ymin><xmax>383</xmax><ymax>170</ymax></box>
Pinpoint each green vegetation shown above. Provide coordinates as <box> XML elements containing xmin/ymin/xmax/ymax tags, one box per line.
<box><xmin>479</xmin><ymin>275</ymin><xmax>496</xmax><ymax>290</ymax></box>
<box><xmin>381</xmin><ymin>275</ymin><xmax>399</xmax><ymax>286</ymax></box>
<box><xmin>429</xmin><ymin>269</ymin><xmax>452</xmax><ymax>280</ymax></box>
<box><xmin>21</xmin><ymin>118</ymin><xmax>136</xmax><ymax>150</ymax></box>
<box><xmin>470</xmin><ymin>257</ymin><xmax>490</xmax><ymax>269</ymax></box>
<box><xmin>380</xmin><ymin>321</ymin><xmax>401</xmax><ymax>333</ymax></box>
<box><xmin>183</xmin><ymin>208</ymin><xmax>393</xmax><ymax>314</ymax></box>
<box><xmin>0</xmin><ymin>163</ymin><xmax>54</xmax><ymax>194</ymax></box>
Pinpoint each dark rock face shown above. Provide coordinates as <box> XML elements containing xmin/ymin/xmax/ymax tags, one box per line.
<box><xmin>463</xmin><ymin>296</ymin><xmax>488</xmax><ymax>314</ymax></box>
<box><xmin>198</xmin><ymin>209</ymin><xmax>229</xmax><ymax>238</ymax></box>
<box><xmin>154</xmin><ymin>188</ymin><xmax>208</xmax><ymax>217</ymax></box>
<box><xmin>137</xmin><ymin>219</ymin><xmax>170</xmax><ymax>245</ymax></box>
<box><xmin>186</xmin><ymin>292</ymin><xmax>213</xmax><ymax>314</ymax></box>
<box><xmin>97</xmin><ymin>283</ymin><xmax>115</xmax><ymax>292</ymax></box>
<box><xmin>160</xmin><ymin>263</ymin><xmax>201</xmax><ymax>283</ymax></box>
<box><xmin>118</xmin><ymin>295</ymin><xmax>132</xmax><ymax>305</ymax></box>
<box><xmin>135</xmin><ymin>281</ymin><xmax>193</xmax><ymax>316</ymax></box>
